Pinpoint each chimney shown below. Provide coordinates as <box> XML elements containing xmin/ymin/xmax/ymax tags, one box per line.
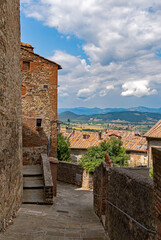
<box><xmin>66</xmin><ymin>126</ymin><xmax>72</xmax><ymax>133</ymax></box>
<box><xmin>134</xmin><ymin>129</ymin><xmax>141</xmax><ymax>136</ymax></box>
<box><xmin>98</xmin><ymin>131</ymin><xmax>102</xmax><ymax>140</ymax></box>
<box><xmin>21</xmin><ymin>42</ymin><xmax>34</xmax><ymax>53</ymax></box>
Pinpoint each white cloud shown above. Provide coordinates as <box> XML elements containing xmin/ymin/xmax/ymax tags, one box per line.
<box><xmin>21</xmin><ymin>0</ymin><xmax>161</xmax><ymax>105</ymax></box>
<box><xmin>121</xmin><ymin>80</ymin><xmax>157</xmax><ymax>97</ymax></box>
<box><xmin>99</xmin><ymin>85</ymin><xmax>115</xmax><ymax>97</ymax></box>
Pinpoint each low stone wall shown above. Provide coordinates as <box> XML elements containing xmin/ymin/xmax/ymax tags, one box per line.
<box><xmin>57</xmin><ymin>161</ymin><xmax>93</xmax><ymax>189</ymax></box>
<box><xmin>124</xmin><ymin>166</ymin><xmax>150</xmax><ymax>177</ymax></box>
<box><xmin>93</xmin><ymin>163</ymin><xmax>155</xmax><ymax>240</ymax></box>
<box><xmin>41</xmin><ymin>154</ymin><xmax>53</xmax><ymax>204</ymax></box>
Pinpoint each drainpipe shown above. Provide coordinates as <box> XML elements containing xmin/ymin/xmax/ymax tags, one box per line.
<box><xmin>47</xmin><ymin>134</ymin><xmax>51</xmax><ymax>157</ymax></box>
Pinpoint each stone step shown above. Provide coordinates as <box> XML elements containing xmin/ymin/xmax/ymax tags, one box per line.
<box><xmin>23</xmin><ymin>189</ymin><xmax>45</xmax><ymax>204</ymax></box>
<box><xmin>23</xmin><ymin>176</ymin><xmax>44</xmax><ymax>189</ymax></box>
<box><xmin>23</xmin><ymin>165</ymin><xmax>42</xmax><ymax>177</ymax></box>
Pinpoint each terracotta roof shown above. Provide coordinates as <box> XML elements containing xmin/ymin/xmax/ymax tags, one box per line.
<box><xmin>21</xmin><ymin>42</ymin><xmax>34</xmax><ymax>49</ymax></box>
<box><xmin>61</xmin><ymin>129</ymin><xmax>147</xmax><ymax>152</ymax></box>
<box><xmin>21</xmin><ymin>42</ymin><xmax>62</xmax><ymax>69</ymax></box>
<box><xmin>144</xmin><ymin>120</ymin><xmax>161</xmax><ymax>138</ymax></box>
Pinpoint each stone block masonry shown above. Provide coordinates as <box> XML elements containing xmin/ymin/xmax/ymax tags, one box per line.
<box><xmin>0</xmin><ymin>0</ymin><xmax>22</xmax><ymax>231</ymax></box>
<box><xmin>21</xmin><ymin>44</ymin><xmax>61</xmax><ymax>165</ymax></box>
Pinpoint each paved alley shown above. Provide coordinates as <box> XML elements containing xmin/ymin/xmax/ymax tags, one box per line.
<box><xmin>0</xmin><ymin>182</ymin><xmax>108</xmax><ymax>240</ymax></box>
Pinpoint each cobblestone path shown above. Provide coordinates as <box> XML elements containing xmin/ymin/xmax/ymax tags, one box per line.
<box><xmin>0</xmin><ymin>182</ymin><xmax>108</xmax><ymax>240</ymax></box>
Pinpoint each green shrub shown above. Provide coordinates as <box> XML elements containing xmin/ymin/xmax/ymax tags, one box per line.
<box><xmin>57</xmin><ymin>133</ymin><xmax>71</xmax><ymax>162</ymax></box>
<box><xmin>79</xmin><ymin>138</ymin><xmax>128</xmax><ymax>173</ymax></box>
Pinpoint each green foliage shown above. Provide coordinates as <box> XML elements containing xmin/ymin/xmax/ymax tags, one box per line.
<box><xmin>57</xmin><ymin>133</ymin><xmax>71</xmax><ymax>162</ymax></box>
<box><xmin>79</xmin><ymin>138</ymin><xmax>129</xmax><ymax>173</ymax></box>
<box><xmin>149</xmin><ymin>168</ymin><xmax>153</xmax><ymax>178</ymax></box>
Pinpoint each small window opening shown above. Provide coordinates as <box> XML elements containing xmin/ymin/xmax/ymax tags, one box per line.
<box><xmin>83</xmin><ymin>134</ymin><xmax>90</xmax><ymax>139</ymax></box>
<box><xmin>36</xmin><ymin>119</ymin><xmax>42</xmax><ymax>127</ymax></box>
<box><xmin>44</xmin><ymin>85</ymin><xmax>48</xmax><ymax>89</ymax></box>
<box><xmin>23</xmin><ymin>61</ymin><xmax>30</xmax><ymax>71</ymax></box>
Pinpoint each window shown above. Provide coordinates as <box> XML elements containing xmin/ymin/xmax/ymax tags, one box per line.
<box><xmin>36</xmin><ymin>119</ymin><xmax>42</xmax><ymax>127</ymax></box>
<box><xmin>23</xmin><ymin>61</ymin><xmax>30</xmax><ymax>71</ymax></box>
<box><xmin>83</xmin><ymin>134</ymin><xmax>90</xmax><ymax>139</ymax></box>
<box><xmin>44</xmin><ymin>85</ymin><xmax>48</xmax><ymax>89</ymax></box>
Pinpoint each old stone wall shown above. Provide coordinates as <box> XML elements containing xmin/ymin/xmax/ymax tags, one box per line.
<box><xmin>57</xmin><ymin>161</ymin><xmax>83</xmax><ymax>186</ymax></box>
<box><xmin>0</xmin><ymin>0</ymin><xmax>22</xmax><ymax>231</ymax></box>
<box><xmin>57</xmin><ymin>161</ymin><xmax>93</xmax><ymax>189</ymax></box>
<box><xmin>93</xmin><ymin>164</ymin><xmax>155</xmax><ymax>240</ymax></box>
<box><xmin>152</xmin><ymin>148</ymin><xmax>161</xmax><ymax>240</ymax></box>
<box><xmin>21</xmin><ymin>47</ymin><xmax>59</xmax><ymax>164</ymax></box>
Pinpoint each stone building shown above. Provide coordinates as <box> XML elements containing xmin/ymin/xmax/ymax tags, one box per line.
<box><xmin>62</xmin><ymin>129</ymin><xmax>147</xmax><ymax>166</ymax></box>
<box><xmin>21</xmin><ymin>43</ymin><xmax>61</xmax><ymax>165</ymax></box>
<box><xmin>144</xmin><ymin>119</ymin><xmax>161</xmax><ymax>167</ymax></box>
<box><xmin>0</xmin><ymin>0</ymin><xmax>22</xmax><ymax>230</ymax></box>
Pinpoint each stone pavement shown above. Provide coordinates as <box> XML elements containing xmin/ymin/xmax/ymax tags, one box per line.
<box><xmin>0</xmin><ymin>182</ymin><xmax>109</xmax><ymax>240</ymax></box>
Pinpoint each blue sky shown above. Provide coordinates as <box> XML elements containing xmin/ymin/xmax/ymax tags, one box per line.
<box><xmin>21</xmin><ymin>0</ymin><xmax>161</xmax><ymax>109</ymax></box>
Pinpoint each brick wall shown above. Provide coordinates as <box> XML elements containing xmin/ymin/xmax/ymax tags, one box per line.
<box><xmin>21</xmin><ymin>47</ymin><xmax>59</xmax><ymax>164</ymax></box>
<box><xmin>57</xmin><ymin>161</ymin><xmax>93</xmax><ymax>189</ymax></box>
<box><xmin>93</xmin><ymin>164</ymin><xmax>155</xmax><ymax>240</ymax></box>
<box><xmin>0</xmin><ymin>0</ymin><xmax>22</xmax><ymax>231</ymax></box>
<box><xmin>152</xmin><ymin>148</ymin><xmax>161</xmax><ymax>240</ymax></box>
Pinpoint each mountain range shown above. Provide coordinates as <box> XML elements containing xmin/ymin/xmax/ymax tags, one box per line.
<box><xmin>58</xmin><ymin>106</ymin><xmax>161</xmax><ymax>115</ymax></box>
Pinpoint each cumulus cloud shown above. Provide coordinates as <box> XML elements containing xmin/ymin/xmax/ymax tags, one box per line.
<box><xmin>21</xmin><ymin>0</ymin><xmax>161</xmax><ymax>105</ymax></box>
<box><xmin>121</xmin><ymin>80</ymin><xmax>157</xmax><ymax>97</ymax></box>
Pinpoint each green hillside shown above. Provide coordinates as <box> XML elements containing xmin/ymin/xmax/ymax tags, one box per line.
<box><xmin>59</xmin><ymin>111</ymin><xmax>161</xmax><ymax>123</ymax></box>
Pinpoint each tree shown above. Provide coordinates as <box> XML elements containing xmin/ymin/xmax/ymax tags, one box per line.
<box><xmin>79</xmin><ymin>138</ymin><xmax>128</xmax><ymax>173</ymax></box>
<box><xmin>57</xmin><ymin>133</ymin><xmax>71</xmax><ymax>162</ymax></box>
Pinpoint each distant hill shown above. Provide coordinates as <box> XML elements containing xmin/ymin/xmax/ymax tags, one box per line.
<box><xmin>59</xmin><ymin>111</ymin><xmax>161</xmax><ymax>123</ymax></box>
<box><xmin>58</xmin><ymin>106</ymin><xmax>161</xmax><ymax>115</ymax></box>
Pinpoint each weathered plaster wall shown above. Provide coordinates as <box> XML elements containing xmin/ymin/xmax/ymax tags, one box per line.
<box><xmin>70</xmin><ymin>149</ymin><xmax>87</xmax><ymax>161</ymax></box>
<box><xmin>93</xmin><ymin>164</ymin><xmax>155</xmax><ymax>240</ymax></box>
<box><xmin>21</xmin><ymin>48</ymin><xmax>58</xmax><ymax>164</ymax></box>
<box><xmin>127</xmin><ymin>151</ymin><xmax>147</xmax><ymax>167</ymax></box>
<box><xmin>0</xmin><ymin>0</ymin><xmax>22</xmax><ymax>230</ymax></box>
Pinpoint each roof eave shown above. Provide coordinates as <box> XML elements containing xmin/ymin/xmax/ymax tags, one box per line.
<box><xmin>21</xmin><ymin>46</ymin><xmax>62</xmax><ymax>69</ymax></box>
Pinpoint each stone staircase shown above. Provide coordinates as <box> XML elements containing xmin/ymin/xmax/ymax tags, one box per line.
<box><xmin>23</xmin><ymin>154</ymin><xmax>54</xmax><ymax>205</ymax></box>
<box><xmin>23</xmin><ymin>165</ymin><xmax>46</xmax><ymax>204</ymax></box>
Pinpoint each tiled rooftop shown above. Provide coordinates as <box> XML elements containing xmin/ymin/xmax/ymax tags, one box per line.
<box><xmin>144</xmin><ymin>120</ymin><xmax>161</xmax><ymax>138</ymax></box>
<box><xmin>62</xmin><ymin>129</ymin><xmax>147</xmax><ymax>152</ymax></box>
